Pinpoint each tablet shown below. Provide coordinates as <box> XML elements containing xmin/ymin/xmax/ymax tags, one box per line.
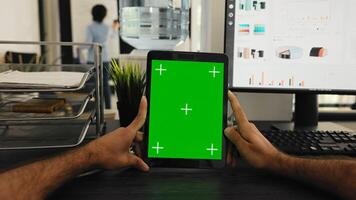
<box><xmin>144</xmin><ymin>51</ymin><xmax>228</xmax><ymax>168</ymax></box>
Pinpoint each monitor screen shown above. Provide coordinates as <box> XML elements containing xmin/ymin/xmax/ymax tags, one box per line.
<box><xmin>225</xmin><ymin>0</ymin><xmax>356</xmax><ymax>93</ymax></box>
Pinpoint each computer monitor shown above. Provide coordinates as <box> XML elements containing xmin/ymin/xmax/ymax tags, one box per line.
<box><xmin>224</xmin><ymin>0</ymin><xmax>356</xmax><ymax>129</ymax></box>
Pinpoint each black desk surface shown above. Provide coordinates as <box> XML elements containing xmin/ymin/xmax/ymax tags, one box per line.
<box><xmin>1</xmin><ymin>121</ymin><xmax>349</xmax><ymax>200</ymax></box>
<box><xmin>49</xmin><ymin>164</ymin><xmax>338</xmax><ymax>200</ymax></box>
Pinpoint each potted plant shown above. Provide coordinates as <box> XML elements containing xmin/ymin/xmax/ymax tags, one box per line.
<box><xmin>110</xmin><ymin>59</ymin><xmax>146</xmax><ymax>127</ymax></box>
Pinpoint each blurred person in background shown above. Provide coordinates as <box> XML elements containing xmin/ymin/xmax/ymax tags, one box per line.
<box><xmin>85</xmin><ymin>4</ymin><xmax>119</xmax><ymax>109</ymax></box>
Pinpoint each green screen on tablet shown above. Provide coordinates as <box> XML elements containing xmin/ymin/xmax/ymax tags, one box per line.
<box><xmin>147</xmin><ymin>59</ymin><xmax>225</xmax><ymax>160</ymax></box>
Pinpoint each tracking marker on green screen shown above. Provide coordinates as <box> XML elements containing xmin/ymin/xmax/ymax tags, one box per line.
<box><xmin>148</xmin><ymin>60</ymin><xmax>224</xmax><ymax>160</ymax></box>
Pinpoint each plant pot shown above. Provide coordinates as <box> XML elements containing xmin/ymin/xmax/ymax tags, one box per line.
<box><xmin>117</xmin><ymin>101</ymin><xmax>139</xmax><ymax>127</ymax></box>
<box><xmin>110</xmin><ymin>59</ymin><xmax>145</xmax><ymax>127</ymax></box>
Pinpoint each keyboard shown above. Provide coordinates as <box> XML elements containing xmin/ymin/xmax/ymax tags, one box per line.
<box><xmin>261</xmin><ymin>130</ymin><xmax>356</xmax><ymax>156</ymax></box>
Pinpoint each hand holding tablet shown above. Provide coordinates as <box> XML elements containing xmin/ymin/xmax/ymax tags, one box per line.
<box><xmin>144</xmin><ymin>51</ymin><xmax>228</xmax><ymax>168</ymax></box>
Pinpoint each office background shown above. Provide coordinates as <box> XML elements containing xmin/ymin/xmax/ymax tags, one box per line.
<box><xmin>0</xmin><ymin>0</ymin><xmax>354</xmax><ymax>121</ymax></box>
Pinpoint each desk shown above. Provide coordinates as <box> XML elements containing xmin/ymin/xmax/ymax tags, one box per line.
<box><xmin>1</xmin><ymin>121</ymin><xmax>351</xmax><ymax>200</ymax></box>
<box><xmin>49</xmin><ymin>164</ymin><xmax>338</xmax><ymax>200</ymax></box>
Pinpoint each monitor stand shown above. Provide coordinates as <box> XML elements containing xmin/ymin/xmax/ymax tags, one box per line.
<box><xmin>272</xmin><ymin>94</ymin><xmax>352</xmax><ymax>132</ymax></box>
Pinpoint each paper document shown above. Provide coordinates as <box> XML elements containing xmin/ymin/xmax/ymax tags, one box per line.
<box><xmin>0</xmin><ymin>70</ymin><xmax>87</xmax><ymax>88</ymax></box>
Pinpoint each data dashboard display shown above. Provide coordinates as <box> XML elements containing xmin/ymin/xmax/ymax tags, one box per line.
<box><xmin>226</xmin><ymin>0</ymin><xmax>356</xmax><ymax>92</ymax></box>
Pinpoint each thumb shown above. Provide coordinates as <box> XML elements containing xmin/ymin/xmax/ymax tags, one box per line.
<box><xmin>224</xmin><ymin>127</ymin><xmax>240</xmax><ymax>144</ymax></box>
<box><xmin>224</xmin><ymin>127</ymin><xmax>249</xmax><ymax>149</ymax></box>
<box><xmin>128</xmin><ymin>155</ymin><xmax>150</xmax><ymax>172</ymax></box>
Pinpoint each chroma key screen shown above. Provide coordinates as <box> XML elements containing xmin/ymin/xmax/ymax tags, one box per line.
<box><xmin>148</xmin><ymin>60</ymin><xmax>225</xmax><ymax>160</ymax></box>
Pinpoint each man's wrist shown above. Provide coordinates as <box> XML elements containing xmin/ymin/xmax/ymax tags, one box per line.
<box><xmin>81</xmin><ymin>141</ymin><xmax>102</xmax><ymax>168</ymax></box>
<box><xmin>267</xmin><ymin>152</ymin><xmax>290</xmax><ymax>172</ymax></box>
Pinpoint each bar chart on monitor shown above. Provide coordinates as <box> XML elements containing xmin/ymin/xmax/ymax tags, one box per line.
<box><xmin>246</xmin><ymin>72</ymin><xmax>306</xmax><ymax>88</ymax></box>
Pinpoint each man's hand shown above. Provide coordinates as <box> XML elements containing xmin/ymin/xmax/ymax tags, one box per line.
<box><xmin>224</xmin><ymin>91</ymin><xmax>284</xmax><ymax>169</ymax></box>
<box><xmin>85</xmin><ymin>97</ymin><xmax>149</xmax><ymax>171</ymax></box>
<box><xmin>224</xmin><ymin>91</ymin><xmax>356</xmax><ymax>199</ymax></box>
<box><xmin>112</xmin><ymin>20</ymin><xmax>120</xmax><ymax>31</ymax></box>
<box><xmin>0</xmin><ymin>97</ymin><xmax>150</xmax><ymax>200</ymax></box>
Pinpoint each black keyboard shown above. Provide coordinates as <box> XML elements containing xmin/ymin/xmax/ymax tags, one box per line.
<box><xmin>261</xmin><ymin>130</ymin><xmax>356</xmax><ymax>156</ymax></box>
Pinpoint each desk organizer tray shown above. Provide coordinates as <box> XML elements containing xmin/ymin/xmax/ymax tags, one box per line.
<box><xmin>0</xmin><ymin>111</ymin><xmax>95</xmax><ymax>150</ymax></box>
<box><xmin>0</xmin><ymin>91</ymin><xmax>95</xmax><ymax>121</ymax></box>
<box><xmin>0</xmin><ymin>41</ymin><xmax>105</xmax><ymax>150</ymax></box>
<box><xmin>0</xmin><ymin>64</ymin><xmax>95</xmax><ymax>92</ymax></box>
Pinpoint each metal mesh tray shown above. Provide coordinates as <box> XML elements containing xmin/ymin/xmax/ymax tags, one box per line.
<box><xmin>0</xmin><ymin>111</ymin><xmax>95</xmax><ymax>150</ymax></box>
<box><xmin>0</xmin><ymin>91</ymin><xmax>95</xmax><ymax>121</ymax></box>
<box><xmin>0</xmin><ymin>64</ymin><xmax>95</xmax><ymax>92</ymax></box>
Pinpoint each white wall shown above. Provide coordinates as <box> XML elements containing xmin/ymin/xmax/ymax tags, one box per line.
<box><xmin>71</xmin><ymin>0</ymin><xmax>119</xmax><ymax>60</ymax></box>
<box><xmin>199</xmin><ymin>0</ymin><xmax>225</xmax><ymax>52</ymax></box>
<box><xmin>0</xmin><ymin>0</ymin><xmax>40</xmax><ymax>63</ymax></box>
<box><xmin>200</xmin><ymin>0</ymin><xmax>293</xmax><ymax>121</ymax></box>
<box><xmin>190</xmin><ymin>0</ymin><xmax>202</xmax><ymax>51</ymax></box>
